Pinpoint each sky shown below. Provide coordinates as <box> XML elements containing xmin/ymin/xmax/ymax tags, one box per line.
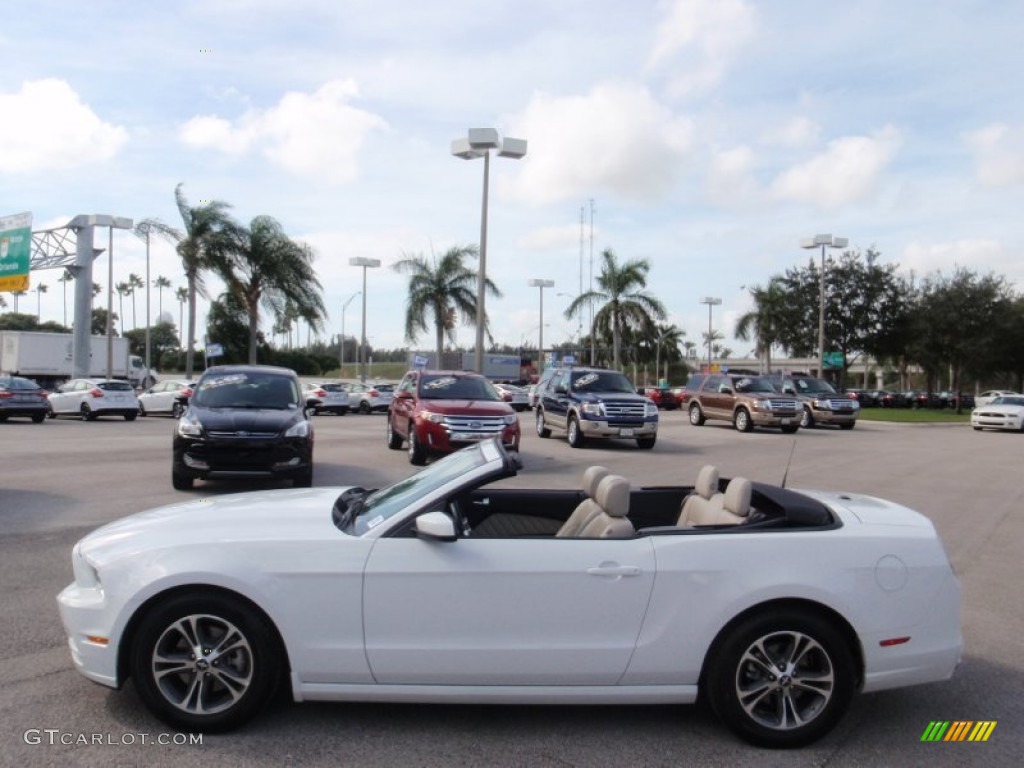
<box><xmin>3</xmin><ymin>0</ymin><xmax>1023</xmax><ymax>361</ymax></box>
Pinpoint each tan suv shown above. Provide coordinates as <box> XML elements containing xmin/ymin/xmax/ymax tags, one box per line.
<box><xmin>687</xmin><ymin>372</ymin><xmax>801</xmax><ymax>433</ymax></box>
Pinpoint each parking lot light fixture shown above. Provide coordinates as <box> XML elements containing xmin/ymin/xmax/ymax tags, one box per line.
<box><xmin>452</xmin><ymin>128</ymin><xmax>527</xmax><ymax>373</ymax></box>
<box><xmin>528</xmin><ymin>279</ymin><xmax>554</xmax><ymax>370</ymax></box>
<box><xmin>800</xmin><ymin>234</ymin><xmax>848</xmax><ymax>378</ymax></box>
<box><xmin>349</xmin><ymin>258</ymin><xmax>381</xmax><ymax>383</ymax></box>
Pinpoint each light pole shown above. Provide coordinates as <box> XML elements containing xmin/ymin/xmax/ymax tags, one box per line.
<box><xmin>339</xmin><ymin>290</ymin><xmax>360</xmax><ymax>376</ymax></box>
<box><xmin>700</xmin><ymin>297</ymin><xmax>722</xmax><ymax>371</ymax></box>
<box><xmin>800</xmin><ymin>234</ymin><xmax>848</xmax><ymax>378</ymax></box>
<box><xmin>349</xmin><ymin>258</ymin><xmax>380</xmax><ymax>383</ymax></box>
<box><xmin>452</xmin><ymin>128</ymin><xmax>527</xmax><ymax>373</ymax></box>
<box><xmin>528</xmin><ymin>279</ymin><xmax>554</xmax><ymax>371</ymax></box>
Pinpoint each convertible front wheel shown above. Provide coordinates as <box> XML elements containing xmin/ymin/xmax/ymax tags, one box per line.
<box><xmin>130</xmin><ymin>592</ymin><xmax>282</xmax><ymax>733</ymax></box>
<box><xmin>705</xmin><ymin>608</ymin><xmax>855</xmax><ymax>748</ymax></box>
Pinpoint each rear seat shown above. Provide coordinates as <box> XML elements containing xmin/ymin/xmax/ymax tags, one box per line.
<box><xmin>678</xmin><ymin>465</ymin><xmax>724</xmax><ymax>527</ymax></box>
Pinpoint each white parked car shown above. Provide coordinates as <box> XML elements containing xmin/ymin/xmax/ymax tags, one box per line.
<box><xmin>47</xmin><ymin>378</ymin><xmax>140</xmax><ymax>421</ymax></box>
<box><xmin>137</xmin><ymin>379</ymin><xmax>195</xmax><ymax>418</ymax></box>
<box><xmin>974</xmin><ymin>389</ymin><xmax>1020</xmax><ymax>408</ymax></box>
<box><xmin>347</xmin><ymin>382</ymin><xmax>393</xmax><ymax>413</ymax></box>
<box><xmin>303</xmin><ymin>382</ymin><xmax>351</xmax><ymax>415</ymax></box>
<box><xmin>971</xmin><ymin>395</ymin><xmax>1024</xmax><ymax>432</ymax></box>
<box><xmin>57</xmin><ymin>440</ymin><xmax>961</xmax><ymax>748</ymax></box>
<box><xmin>495</xmin><ymin>383</ymin><xmax>530</xmax><ymax>411</ymax></box>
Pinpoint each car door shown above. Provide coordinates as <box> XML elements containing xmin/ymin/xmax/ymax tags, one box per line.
<box><xmin>540</xmin><ymin>371</ymin><xmax>570</xmax><ymax>430</ymax></box>
<box><xmin>362</xmin><ymin>534</ymin><xmax>656</xmax><ymax>686</ymax></box>
<box><xmin>700</xmin><ymin>374</ymin><xmax>728</xmax><ymax>419</ymax></box>
<box><xmin>149</xmin><ymin>381</ymin><xmax>171</xmax><ymax>411</ymax></box>
<box><xmin>52</xmin><ymin>379</ymin><xmax>83</xmax><ymax>414</ymax></box>
<box><xmin>389</xmin><ymin>373</ymin><xmax>416</xmax><ymax>435</ymax></box>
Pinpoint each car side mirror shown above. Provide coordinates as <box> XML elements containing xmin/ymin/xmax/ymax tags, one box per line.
<box><xmin>719</xmin><ymin>385</ymin><xmax>733</xmax><ymax>394</ymax></box>
<box><xmin>414</xmin><ymin>511</ymin><xmax>457</xmax><ymax>542</ymax></box>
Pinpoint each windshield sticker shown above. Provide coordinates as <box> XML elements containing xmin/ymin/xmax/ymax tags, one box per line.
<box><xmin>424</xmin><ymin>377</ymin><xmax>456</xmax><ymax>390</ymax></box>
<box><xmin>199</xmin><ymin>373</ymin><xmax>248</xmax><ymax>390</ymax></box>
<box><xmin>365</xmin><ymin>514</ymin><xmax>385</xmax><ymax>530</ymax></box>
<box><xmin>575</xmin><ymin>373</ymin><xmax>599</xmax><ymax>387</ymax></box>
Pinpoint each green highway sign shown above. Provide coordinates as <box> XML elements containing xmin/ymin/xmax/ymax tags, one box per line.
<box><xmin>0</xmin><ymin>211</ymin><xmax>32</xmax><ymax>293</ymax></box>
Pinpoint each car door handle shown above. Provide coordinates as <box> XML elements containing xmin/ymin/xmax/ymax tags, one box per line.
<box><xmin>587</xmin><ymin>565</ymin><xmax>642</xmax><ymax>578</ymax></box>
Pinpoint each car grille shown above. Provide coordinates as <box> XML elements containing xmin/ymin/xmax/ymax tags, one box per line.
<box><xmin>822</xmin><ymin>399</ymin><xmax>855</xmax><ymax>411</ymax></box>
<box><xmin>765</xmin><ymin>399</ymin><xmax>799</xmax><ymax>412</ymax></box>
<box><xmin>207</xmin><ymin>430</ymin><xmax>279</xmax><ymax>438</ymax></box>
<box><xmin>602</xmin><ymin>399</ymin><xmax>647</xmax><ymax>418</ymax></box>
<box><xmin>442</xmin><ymin>414</ymin><xmax>508</xmax><ymax>438</ymax></box>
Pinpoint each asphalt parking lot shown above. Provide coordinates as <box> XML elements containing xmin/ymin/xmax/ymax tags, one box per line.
<box><xmin>1</xmin><ymin>409</ymin><xmax>1021</xmax><ymax>767</ymax></box>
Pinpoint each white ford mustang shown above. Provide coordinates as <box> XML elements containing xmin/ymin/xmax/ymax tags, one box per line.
<box><xmin>57</xmin><ymin>440</ymin><xmax>961</xmax><ymax>748</ymax></box>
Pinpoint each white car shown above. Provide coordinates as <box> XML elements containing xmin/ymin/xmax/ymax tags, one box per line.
<box><xmin>137</xmin><ymin>379</ymin><xmax>195</xmax><ymax>418</ymax></box>
<box><xmin>303</xmin><ymin>382</ymin><xmax>351</xmax><ymax>415</ymax></box>
<box><xmin>47</xmin><ymin>378</ymin><xmax>140</xmax><ymax>421</ymax></box>
<box><xmin>495</xmin><ymin>383</ymin><xmax>530</xmax><ymax>411</ymax></box>
<box><xmin>971</xmin><ymin>395</ymin><xmax>1024</xmax><ymax>432</ymax></box>
<box><xmin>57</xmin><ymin>440</ymin><xmax>961</xmax><ymax>748</ymax></box>
<box><xmin>347</xmin><ymin>382</ymin><xmax>394</xmax><ymax>413</ymax></box>
<box><xmin>975</xmin><ymin>389</ymin><xmax>1020</xmax><ymax>408</ymax></box>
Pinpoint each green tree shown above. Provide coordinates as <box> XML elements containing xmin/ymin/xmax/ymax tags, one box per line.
<box><xmin>57</xmin><ymin>270</ymin><xmax>74</xmax><ymax>326</ymax></box>
<box><xmin>34</xmin><ymin>283</ymin><xmax>48</xmax><ymax>320</ymax></box>
<box><xmin>92</xmin><ymin>308</ymin><xmax>117</xmax><ymax>335</ymax></box>
<box><xmin>175</xmin><ymin>286</ymin><xmax>188</xmax><ymax>346</ymax></box>
<box><xmin>153</xmin><ymin>275</ymin><xmax>172</xmax><ymax>321</ymax></box>
<box><xmin>205</xmin><ymin>293</ymin><xmax>254</xmax><ymax>364</ymax></box>
<box><xmin>735</xmin><ymin>279</ymin><xmax>786</xmax><ymax>373</ymax></box>
<box><xmin>393</xmin><ymin>245</ymin><xmax>500</xmax><ymax>363</ymax></box>
<box><xmin>124</xmin><ymin>321</ymin><xmax>180</xmax><ymax>361</ymax></box>
<box><xmin>115</xmin><ymin>282</ymin><xmax>130</xmax><ymax>332</ymax></box>
<box><xmin>215</xmin><ymin>215</ymin><xmax>326</xmax><ymax>364</ymax></box>
<box><xmin>127</xmin><ymin>272</ymin><xmax>144</xmax><ymax>329</ymax></box>
<box><xmin>564</xmin><ymin>248</ymin><xmax>666</xmax><ymax>370</ymax></box>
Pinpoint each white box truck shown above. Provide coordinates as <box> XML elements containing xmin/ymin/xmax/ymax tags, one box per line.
<box><xmin>0</xmin><ymin>331</ymin><xmax>156</xmax><ymax>390</ymax></box>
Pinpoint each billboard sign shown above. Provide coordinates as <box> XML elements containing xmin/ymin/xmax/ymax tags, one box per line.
<box><xmin>0</xmin><ymin>212</ymin><xmax>32</xmax><ymax>293</ymax></box>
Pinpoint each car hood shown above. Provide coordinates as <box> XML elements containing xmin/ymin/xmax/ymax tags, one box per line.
<box><xmin>574</xmin><ymin>391</ymin><xmax>648</xmax><ymax>402</ymax></box>
<box><xmin>799</xmin><ymin>489</ymin><xmax>934</xmax><ymax>528</ymax></box>
<box><xmin>974</xmin><ymin>404</ymin><xmax>1024</xmax><ymax>414</ymax></box>
<box><xmin>417</xmin><ymin>399</ymin><xmax>513</xmax><ymax>415</ymax></box>
<box><xmin>191</xmin><ymin>406</ymin><xmax>304</xmax><ymax>431</ymax></box>
<box><xmin>76</xmin><ymin>487</ymin><xmax>352</xmax><ymax>566</ymax></box>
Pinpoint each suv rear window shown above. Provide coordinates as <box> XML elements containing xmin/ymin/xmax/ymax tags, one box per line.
<box><xmin>98</xmin><ymin>381</ymin><xmax>135</xmax><ymax>391</ymax></box>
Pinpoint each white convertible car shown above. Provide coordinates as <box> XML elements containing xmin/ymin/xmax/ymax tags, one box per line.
<box><xmin>971</xmin><ymin>394</ymin><xmax>1024</xmax><ymax>432</ymax></box>
<box><xmin>57</xmin><ymin>440</ymin><xmax>961</xmax><ymax>748</ymax></box>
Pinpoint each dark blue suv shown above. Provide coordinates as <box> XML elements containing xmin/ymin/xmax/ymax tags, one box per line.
<box><xmin>534</xmin><ymin>367</ymin><xmax>658</xmax><ymax>449</ymax></box>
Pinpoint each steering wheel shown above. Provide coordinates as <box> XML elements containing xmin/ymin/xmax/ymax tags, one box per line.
<box><xmin>447</xmin><ymin>499</ymin><xmax>471</xmax><ymax>538</ymax></box>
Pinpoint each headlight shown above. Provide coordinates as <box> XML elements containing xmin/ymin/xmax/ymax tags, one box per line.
<box><xmin>851</xmin><ymin>400</ymin><xmax>860</xmax><ymax>410</ymax></box>
<box><xmin>645</xmin><ymin>401</ymin><xmax>658</xmax><ymax>417</ymax></box>
<box><xmin>285</xmin><ymin>419</ymin><xmax>310</xmax><ymax>438</ymax></box>
<box><xmin>177</xmin><ymin>412</ymin><xmax>203</xmax><ymax>437</ymax></box>
<box><xmin>502</xmin><ymin>413</ymin><xmax>518</xmax><ymax>425</ymax></box>
<box><xmin>418</xmin><ymin>409</ymin><xmax>445</xmax><ymax>423</ymax></box>
<box><xmin>581</xmin><ymin>402</ymin><xmax>604</xmax><ymax>418</ymax></box>
<box><xmin>72</xmin><ymin>545</ymin><xmax>101</xmax><ymax>589</ymax></box>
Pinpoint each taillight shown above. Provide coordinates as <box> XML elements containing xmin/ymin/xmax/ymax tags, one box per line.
<box><xmin>0</xmin><ymin>391</ymin><xmax>10</xmax><ymax>399</ymax></box>
<box><xmin>369</xmin><ymin>389</ymin><xmax>379</xmax><ymax>397</ymax></box>
<box><xmin>181</xmin><ymin>388</ymin><xmax>193</xmax><ymax>397</ymax></box>
<box><xmin>315</xmin><ymin>388</ymin><xmax>327</xmax><ymax>398</ymax></box>
<box><xmin>90</xmin><ymin>388</ymin><xmax>103</xmax><ymax>398</ymax></box>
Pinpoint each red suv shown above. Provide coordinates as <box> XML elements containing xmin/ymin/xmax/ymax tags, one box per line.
<box><xmin>387</xmin><ymin>370</ymin><xmax>521</xmax><ymax>465</ymax></box>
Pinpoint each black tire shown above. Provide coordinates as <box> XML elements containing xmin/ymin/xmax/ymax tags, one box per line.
<box><xmin>705</xmin><ymin>608</ymin><xmax>856</xmax><ymax>748</ymax></box>
<box><xmin>636</xmin><ymin>436</ymin><xmax>656</xmax><ymax>449</ymax></box>
<box><xmin>780</xmin><ymin>425</ymin><xmax>799</xmax><ymax>434</ymax></box>
<box><xmin>129</xmin><ymin>591</ymin><xmax>282</xmax><ymax>733</ymax></box>
<box><xmin>734</xmin><ymin>408</ymin><xmax>753</xmax><ymax>433</ymax></box>
<box><xmin>138</xmin><ymin>402</ymin><xmax>148</xmax><ymax>417</ymax></box>
<box><xmin>31</xmin><ymin>412</ymin><xmax>46</xmax><ymax>423</ymax></box>
<box><xmin>972</xmin><ymin>426</ymin><xmax>982</xmax><ymax>431</ymax></box>
<box><xmin>171</xmin><ymin>401</ymin><xmax>185</xmax><ymax>419</ymax></box>
<box><xmin>172</xmin><ymin>470</ymin><xmax>194</xmax><ymax>490</ymax></box>
<box><xmin>800</xmin><ymin>409</ymin><xmax>814</xmax><ymax>429</ymax></box>
<box><xmin>689</xmin><ymin>404</ymin><xmax>705</xmax><ymax>426</ymax></box>
<box><xmin>124</xmin><ymin>412</ymin><xmax>137</xmax><ymax>422</ymax></box>
<box><xmin>536</xmin><ymin>409</ymin><xmax>551</xmax><ymax>438</ymax></box>
<box><xmin>567</xmin><ymin>415</ymin><xmax>585</xmax><ymax>448</ymax></box>
<box><xmin>293</xmin><ymin>468</ymin><xmax>313</xmax><ymax>488</ymax></box>
<box><xmin>359</xmin><ymin>400</ymin><xmax>371</xmax><ymax>415</ymax></box>
<box><xmin>46</xmin><ymin>406</ymin><xmax>56</xmax><ymax>419</ymax></box>
<box><xmin>80</xmin><ymin>404</ymin><xmax>95</xmax><ymax>422</ymax></box>
<box><xmin>839</xmin><ymin>422</ymin><xmax>855</xmax><ymax>431</ymax></box>
<box><xmin>386</xmin><ymin>417</ymin><xmax>403</xmax><ymax>449</ymax></box>
<box><xmin>408</xmin><ymin>425</ymin><xmax>427</xmax><ymax>465</ymax></box>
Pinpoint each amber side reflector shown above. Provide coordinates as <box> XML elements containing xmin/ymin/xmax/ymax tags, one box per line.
<box><xmin>85</xmin><ymin>635</ymin><xmax>110</xmax><ymax>646</ymax></box>
<box><xmin>880</xmin><ymin>637</ymin><xmax>911</xmax><ymax>647</ymax></box>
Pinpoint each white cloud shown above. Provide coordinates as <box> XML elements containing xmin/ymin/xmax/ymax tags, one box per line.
<box><xmin>965</xmin><ymin>122</ymin><xmax>1024</xmax><ymax>187</ymax></box>
<box><xmin>506</xmin><ymin>82</ymin><xmax>694</xmax><ymax>205</ymax></box>
<box><xmin>0</xmin><ymin>79</ymin><xmax>127</xmax><ymax>173</ymax></box>
<box><xmin>178</xmin><ymin>79</ymin><xmax>389</xmax><ymax>184</ymax></box>
<box><xmin>760</xmin><ymin>116</ymin><xmax>821</xmax><ymax>149</ymax></box>
<box><xmin>901</xmin><ymin>239</ymin><xmax>1017</xmax><ymax>282</ymax></box>
<box><xmin>769</xmin><ymin>126</ymin><xmax>902</xmax><ymax>208</ymax></box>
<box><xmin>648</xmin><ymin>0</ymin><xmax>758</xmax><ymax>97</ymax></box>
<box><xmin>516</xmin><ymin>224</ymin><xmax>584</xmax><ymax>251</ymax></box>
<box><xmin>705</xmin><ymin>145</ymin><xmax>758</xmax><ymax>204</ymax></box>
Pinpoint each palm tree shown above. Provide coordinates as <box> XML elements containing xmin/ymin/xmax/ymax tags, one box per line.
<box><xmin>173</xmin><ymin>183</ymin><xmax>240</xmax><ymax>378</ymax></box>
<box><xmin>34</xmin><ymin>283</ymin><xmax>48</xmax><ymax>320</ymax></box>
<box><xmin>57</xmin><ymin>270</ymin><xmax>75</xmax><ymax>326</ymax></box>
<box><xmin>393</xmin><ymin>245</ymin><xmax>500</xmax><ymax>363</ymax></box>
<box><xmin>652</xmin><ymin>323</ymin><xmax>685</xmax><ymax>383</ymax></box>
<box><xmin>153</xmin><ymin>275</ymin><xmax>172</xmax><ymax>321</ymax></box>
<box><xmin>564</xmin><ymin>248</ymin><xmax>666</xmax><ymax>370</ymax></box>
<box><xmin>175</xmin><ymin>286</ymin><xmax>188</xmax><ymax>346</ymax></box>
<box><xmin>115</xmin><ymin>282</ymin><xmax>130</xmax><ymax>332</ymax></box>
<box><xmin>92</xmin><ymin>283</ymin><xmax>102</xmax><ymax>307</ymax></box>
<box><xmin>702</xmin><ymin>329</ymin><xmax>724</xmax><ymax>363</ymax></box>
<box><xmin>214</xmin><ymin>215</ymin><xmax>326</xmax><ymax>364</ymax></box>
<box><xmin>735</xmin><ymin>279</ymin><xmax>787</xmax><ymax>373</ymax></box>
<box><xmin>12</xmin><ymin>290</ymin><xmax>27</xmax><ymax>313</ymax></box>
<box><xmin>127</xmin><ymin>272</ymin><xmax>144</xmax><ymax>329</ymax></box>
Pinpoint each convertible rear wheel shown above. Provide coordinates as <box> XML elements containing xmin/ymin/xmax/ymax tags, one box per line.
<box><xmin>130</xmin><ymin>592</ymin><xmax>282</xmax><ymax>733</ymax></box>
<box><xmin>705</xmin><ymin>608</ymin><xmax>855</xmax><ymax>748</ymax></box>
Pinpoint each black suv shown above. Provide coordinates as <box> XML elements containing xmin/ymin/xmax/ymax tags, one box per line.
<box><xmin>534</xmin><ymin>366</ymin><xmax>658</xmax><ymax>449</ymax></box>
<box><xmin>768</xmin><ymin>373</ymin><xmax>859</xmax><ymax>429</ymax></box>
<box><xmin>173</xmin><ymin>365</ymin><xmax>317</xmax><ymax>489</ymax></box>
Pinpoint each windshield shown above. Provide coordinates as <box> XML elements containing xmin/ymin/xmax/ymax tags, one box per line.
<box><xmin>788</xmin><ymin>377</ymin><xmax>838</xmax><ymax>394</ymax></box>
<box><xmin>993</xmin><ymin>396</ymin><xmax>1024</xmax><ymax>406</ymax></box>
<box><xmin>349</xmin><ymin>442</ymin><xmax>494</xmax><ymax>535</ymax></box>
<box><xmin>192</xmin><ymin>371</ymin><xmax>300</xmax><ymax>409</ymax></box>
<box><xmin>732</xmin><ymin>376</ymin><xmax>776</xmax><ymax>394</ymax></box>
<box><xmin>419</xmin><ymin>374</ymin><xmax>500</xmax><ymax>400</ymax></box>
<box><xmin>570</xmin><ymin>371</ymin><xmax>635</xmax><ymax>393</ymax></box>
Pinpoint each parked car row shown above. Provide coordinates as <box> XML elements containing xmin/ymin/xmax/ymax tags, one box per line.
<box><xmin>844</xmin><ymin>388</ymin><xmax>979</xmax><ymax>409</ymax></box>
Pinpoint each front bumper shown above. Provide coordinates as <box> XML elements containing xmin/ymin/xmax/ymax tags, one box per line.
<box><xmin>418</xmin><ymin>422</ymin><xmax>520</xmax><ymax>454</ymax></box>
<box><xmin>749</xmin><ymin>410</ymin><xmax>799</xmax><ymax>427</ymax></box>
<box><xmin>57</xmin><ymin>582</ymin><xmax>121</xmax><ymax>689</ymax></box>
<box><xmin>578</xmin><ymin>418</ymin><xmax>658</xmax><ymax>439</ymax></box>
<box><xmin>173</xmin><ymin>435</ymin><xmax>313</xmax><ymax>478</ymax></box>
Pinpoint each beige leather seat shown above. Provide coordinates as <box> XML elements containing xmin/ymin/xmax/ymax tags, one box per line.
<box><xmin>678</xmin><ymin>465</ymin><xmax>724</xmax><ymax>527</ymax></box>
<box><xmin>683</xmin><ymin>476</ymin><xmax>753</xmax><ymax>527</ymax></box>
<box><xmin>556</xmin><ymin>465</ymin><xmax>610</xmax><ymax>537</ymax></box>
<box><xmin>576</xmin><ymin>475</ymin><xmax>635</xmax><ymax>538</ymax></box>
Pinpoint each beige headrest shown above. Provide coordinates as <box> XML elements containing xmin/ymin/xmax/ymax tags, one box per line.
<box><xmin>595</xmin><ymin>475</ymin><xmax>631</xmax><ymax>518</ymax></box>
<box><xmin>695</xmin><ymin>465</ymin><xmax>720</xmax><ymax>499</ymax></box>
<box><xmin>724</xmin><ymin>477</ymin><xmax>752</xmax><ymax>517</ymax></box>
<box><xmin>582</xmin><ymin>465</ymin><xmax>611</xmax><ymax>498</ymax></box>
